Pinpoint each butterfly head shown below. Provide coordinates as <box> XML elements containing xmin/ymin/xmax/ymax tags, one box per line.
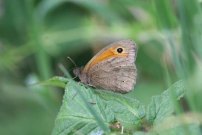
<box><xmin>73</xmin><ymin>67</ymin><xmax>82</xmax><ymax>77</ymax></box>
<box><xmin>73</xmin><ymin>67</ymin><xmax>88</xmax><ymax>84</ymax></box>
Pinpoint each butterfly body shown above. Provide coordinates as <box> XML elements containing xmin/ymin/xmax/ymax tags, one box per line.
<box><xmin>73</xmin><ymin>40</ymin><xmax>137</xmax><ymax>93</ymax></box>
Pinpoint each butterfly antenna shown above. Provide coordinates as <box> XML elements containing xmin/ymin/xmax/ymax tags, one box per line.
<box><xmin>67</xmin><ymin>56</ymin><xmax>77</xmax><ymax>68</ymax></box>
<box><xmin>67</xmin><ymin>56</ymin><xmax>78</xmax><ymax>80</ymax></box>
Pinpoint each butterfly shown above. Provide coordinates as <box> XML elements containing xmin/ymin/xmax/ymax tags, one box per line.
<box><xmin>73</xmin><ymin>40</ymin><xmax>137</xmax><ymax>93</ymax></box>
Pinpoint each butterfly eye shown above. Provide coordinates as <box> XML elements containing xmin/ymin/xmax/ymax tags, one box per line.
<box><xmin>116</xmin><ymin>48</ymin><xmax>123</xmax><ymax>53</ymax></box>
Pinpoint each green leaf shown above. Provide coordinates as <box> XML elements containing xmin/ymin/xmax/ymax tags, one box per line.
<box><xmin>95</xmin><ymin>90</ymin><xmax>145</xmax><ymax>128</ymax></box>
<box><xmin>152</xmin><ymin>113</ymin><xmax>202</xmax><ymax>135</ymax></box>
<box><xmin>52</xmin><ymin>80</ymin><xmax>145</xmax><ymax>134</ymax></box>
<box><xmin>154</xmin><ymin>123</ymin><xmax>201</xmax><ymax>135</ymax></box>
<box><xmin>52</xmin><ymin>81</ymin><xmax>111</xmax><ymax>135</ymax></box>
<box><xmin>146</xmin><ymin>80</ymin><xmax>185</xmax><ymax>124</ymax></box>
<box><xmin>39</xmin><ymin>76</ymin><xmax>68</xmax><ymax>88</ymax></box>
<box><xmin>133</xmin><ymin>131</ymin><xmax>153</xmax><ymax>135</ymax></box>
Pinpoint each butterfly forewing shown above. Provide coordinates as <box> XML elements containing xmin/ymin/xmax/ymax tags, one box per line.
<box><xmin>83</xmin><ymin>40</ymin><xmax>137</xmax><ymax>93</ymax></box>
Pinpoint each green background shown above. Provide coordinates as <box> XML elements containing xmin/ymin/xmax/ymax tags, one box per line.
<box><xmin>0</xmin><ymin>0</ymin><xmax>202</xmax><ymax>135</ymax></box>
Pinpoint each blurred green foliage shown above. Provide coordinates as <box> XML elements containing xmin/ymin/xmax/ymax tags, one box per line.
<box><xmin>0</xmin><ymin>0</ymin><xmax>202</xmax><ymax>135</ymax></box>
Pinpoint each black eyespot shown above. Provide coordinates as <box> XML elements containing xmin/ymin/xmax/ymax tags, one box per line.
<box><xmin>117</xmin><ymin>48</ymin><xmax>123</xmax><ymax>53</ymax></box>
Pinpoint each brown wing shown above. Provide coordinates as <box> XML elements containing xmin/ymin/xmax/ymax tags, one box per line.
<box><xmin>85</xmin><ymin>40</ymin><xmax>137</xmax><ymax>93</ymax></box>
<box><xmin>88</xmin><ymin>57</ymin><xmax>137</xmax><ymax>93</ymax></box>
<box><xmin>82</xmin><ymin>40</ymin><xmax>137</xmax><ymax>73</ymax></box>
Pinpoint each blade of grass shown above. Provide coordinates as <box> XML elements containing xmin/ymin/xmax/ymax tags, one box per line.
<box><xmin>153</xmin><ymin>0</ymin><xmax>184</xmax><ymax>115</ymax></box>
<box><xmin>176</xmin><ymin>0</ymin><xmax>200</xmax><ymax>112</ymax></box>
<box><xmin>58</xmin><ymin>63</ymin><xmax>72</xmax><ymax>78</ymax></box>
<box><xmin>25</xmin><ymin>0</ymin><xmax>52</xmax><ymax>80</ymax></box>
<box><xmin>25</xmin><ymin>0</ymin><xmax>54</xmax><ymax>101</ymax></box>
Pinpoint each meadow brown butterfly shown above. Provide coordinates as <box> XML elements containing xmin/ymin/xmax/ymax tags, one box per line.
<box><xmin>73</xmin><ymin>40</ymin><xmax>137</xmax><ymax>93</ymax></box>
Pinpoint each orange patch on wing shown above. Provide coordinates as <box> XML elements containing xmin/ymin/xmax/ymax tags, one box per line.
<box><xmin>83</xmin><ymin>47</ymin><xmax>128</xmax><ymax>72</ymax></box>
